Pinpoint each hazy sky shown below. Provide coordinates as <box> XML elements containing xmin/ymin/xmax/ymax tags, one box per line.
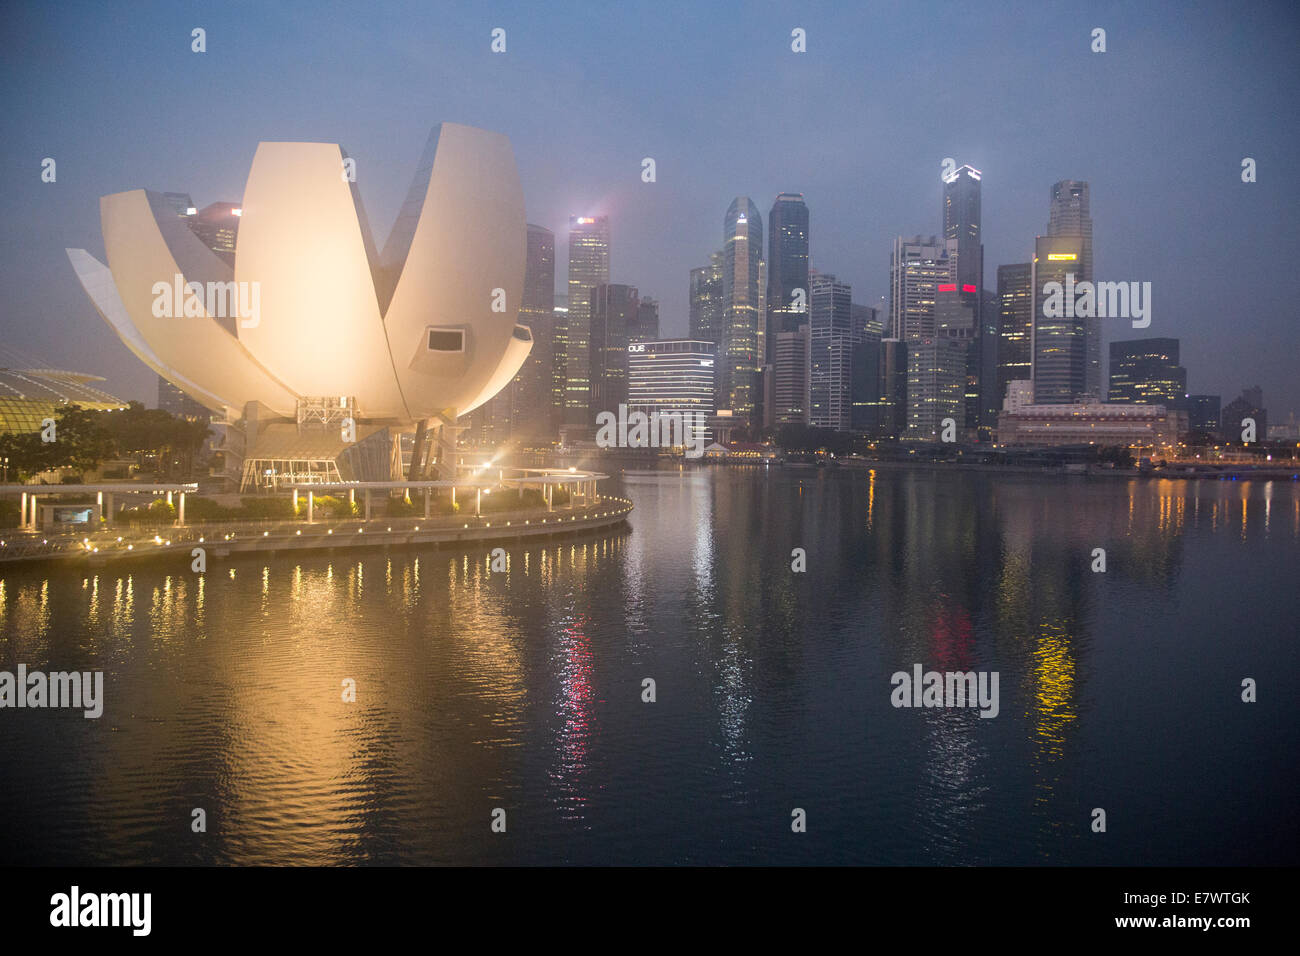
<box><xmin>2</xmin><ymin>0</ymin><xmax>1298</xmax><ymax>415</ymax></box>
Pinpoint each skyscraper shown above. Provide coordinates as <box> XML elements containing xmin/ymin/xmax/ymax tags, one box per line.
<box><xmin>933</xmin><ymin>290</ymin><xmax>978</xmax><ymax>437</ymax></box>
<box><xmin>690</xmin><ymin>252</ymin><xmax>724</xmax><ymax>408</ymax></box>
<box><xmin>905</xmin><ymin>338</ymin><xmax>967</xmax><ymax>441</ymax></box>
<box><xmin>766</xmin><ymin>193</ymin><xmax>810</xmax><ymax>360</ymax></box>
<box><xmin>512</xmin><ymin>224</ymin><xmax>557</xmax><ymax>442</ymax></box>
<box><xmin>941</xmin><ymin>164</ymin><xmax>990</xmax><ymax>437</ymax></box>
<box><xmin>943</xmin><ymin>165</ymin><xmax>982</xmax><ymax>292</ymax></box>
<box><xmin>631</xmin><ymin>296</ymin><xmax>660</xmax><ymax>343</ymax></box>
<box><xmin>188</xmin><ymin>201</ymin><xmax>241</xmax><ymax>267</ymax></box>
<box><xmin>769</xmin><ymin>324</ymin><xmax>811</xmax><ymax>426</ymax></box>
<box><xmin>847</xmin><ymin>303</ymin><xmax>884</xmax><ymax>432</ymax></box>
<box><xmin>808</xmin><ymin>271</ymin><xmax>855</xmax><ymax>430</ymax></box>
<box><xmin>689</xmin><ymin>252</ymin><xmax>724</xmax><ymax>345</ymax></box>
<box><xmin>473</xmin><ymin>224</ymin><xmax>556</xmax><ymax>445</ymax></box>
<box><xmin>589</xmin><ymin>283</ymin><xmax>638</xmax><ymax>417</ymax></box>
<box><xmin>876</xmin><ymin>338</ymin><xmax>909</xmax><ymax>438</ymax></box>
<box><xmin>977</xmin><ymin>286</ymin><xmax>1000</xmax><ymax>439</ymax></box>
<box><xmin>721</xmin><ymin>197</ymin><xmax>763</xmax><ymax>423</ymax></box>
<box><xmin>161</xmin><ymin>192</ymin><xmax>195</xmax><ymax>219</ymax></box>
<box><xmin>996</xmin><ymin>262</ymin><xmax>1034</xmax><ymax>409</ymax></box>
<box><xmin>551</xmin><ymin>294</ymin><xmax>568</xmax><ymax>430</ymax></box>
<box><xmin>1108</xmin><ymin>338</ymin><xmax>1186</xmax><ymax>407</ymax></box>
<box><xmin>1046</xmin><ymin>181</ymin><xmax>1097</xmax><ymax>396</ymax></box>
<box><xmin>1031</xmin><ymin>235</ymin><xmax>1087</xmax><ymax>404</ymax></box>
<box><xmin>565</xmin><ymin>215</ymin><xmax>610</xmax><ymax>427</ymax></box>
<box><xmin>889</xmin><ymin>235</ymin><xmax>956</xmax><ymax>340</ymax></box>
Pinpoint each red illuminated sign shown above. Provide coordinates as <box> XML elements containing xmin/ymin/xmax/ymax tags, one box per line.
<box><xmin>962</xmin><ymin>283</ymin><xmax>976</xmax><ymax>293</ymax></box>
<box><xmin>937</xmin><ymin>283</ymin><xmax>956</xmax><ymax>292</ymax></box>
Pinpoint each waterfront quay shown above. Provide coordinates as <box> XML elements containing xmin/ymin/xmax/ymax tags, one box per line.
<box><xmin>0</xmin><ymin>471</ymin><xmax>630</xmax><ymax>569</ymax></box>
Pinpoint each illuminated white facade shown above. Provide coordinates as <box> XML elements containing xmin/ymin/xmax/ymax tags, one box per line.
<box><xmin>67</xmin><ymin>123</ymin><xmax>531</xmax><ymax>427</ymax></box>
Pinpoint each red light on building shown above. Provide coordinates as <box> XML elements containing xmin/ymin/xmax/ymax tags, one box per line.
<box><xmin>962</xmin><ymin>283</ymin><xmax>977</xmax><ymax>293</ymax></box>
<box><xmin>937</xmin><ymin>283</ymin><xmax>956</xmax><ymax>292</ymax></box>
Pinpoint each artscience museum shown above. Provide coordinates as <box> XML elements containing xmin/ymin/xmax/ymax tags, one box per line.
<box><xmin>67</xmin><ymin>123</ymin><xmax>533</xmax><ymax>491</ymax></box>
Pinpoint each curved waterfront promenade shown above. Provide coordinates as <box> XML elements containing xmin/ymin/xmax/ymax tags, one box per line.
<box><xmin>0</xmin><ymin>495</ymin><xmax>633</xmax><ymax>568</ymax></box>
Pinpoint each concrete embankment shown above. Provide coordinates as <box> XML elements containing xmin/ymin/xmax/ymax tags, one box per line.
<box><xmin>0</xmin><ymin>497</ymin><xmax>633</xmax><ymax>569</ymax></box>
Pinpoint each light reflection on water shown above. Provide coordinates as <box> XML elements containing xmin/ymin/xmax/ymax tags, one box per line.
<box><xmin>0</xmin><ymin>469</ymin><xmax>1296</xmax><ymax>865</ymax></box>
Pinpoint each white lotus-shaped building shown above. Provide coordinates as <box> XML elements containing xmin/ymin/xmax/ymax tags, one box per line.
<box><xmin>67</xmin><ymin>123</ymin><xmax>531</xmax><ymax>466</ymax></box>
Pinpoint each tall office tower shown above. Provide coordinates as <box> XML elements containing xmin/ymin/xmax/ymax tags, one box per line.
<box><xmin>161</xmin><ymin>192</ymin><xmax>195</xmax><ymax>219</ymax></box>
<box><xmin>1046</xmin><ymin>180</ymin><xmax>1097</xmax><ymax>396</ymax></box>
<box><xmin>1031</xmin><ymin>235</ymin><xmax>1087</xmax><ymax>404</ymax></box>
<box><xmin>627</xmin><ymin>339</ymin><xmax>716</xmax><ymax>447</ymax></box>
<box><xmin>977</xmin><ymin>286</ymin><xmax>1000</xmax><ymax>439</ymax></box>
<box><xmin>158</xmin><ymin>376</ymin><xmax>208</xmax><ymax>419</ymax></box>
<box><xmin>565</xmin><ymin>215</ymin><xmax>610</xmax><ymax>426</ymax></box>
<box><xmin>474</xmin><ymin>224</ymin><xmax>557</xmax><ymax>445</ymax></box>
<box><xmin>766</xmin><ymin>193</ymin><xmax>810</xmax><ymax>360</ymax></box>
<box><xmin>589</xmin><ymin>283</ymin><xmax>639</xmax><ymax>417</ymax></box>
<box><xmin>852</xmin><ymin>303</ymin><xmax>883</xmax><ymax>343</ymax></box>
<box><xmin>690</xmin><ymin>251</ymin><xmax>724</xmax><ymax>407</ymax></box>
<box><xmin>689</xmin><ymin>251</ymin><xmax>724</xmax><ymax>345</ymax></box>
<box><xmin>631</xmin><ymin>296</ymin><xmax>660</xmax><ymax>343</ymax></box>
<box><xmin>877</xmin><ymin>339</ymin><xmax>909</xmax><ymax>438</ymax></box>
<box><xmin>551</xmin><ymin>295</ymin><xmax>568</xmax><ymax>430</ymax></box>
<box><xmin>510</xmin><ymin>224</ymin><xmax>557</xmax><ymax>443</ymax></box>
<box><xmin>941</xmin><ymin>165</ymin><xmax>990</xmax><ymax>435</ymax></box>
<box><xmin>756</xmin><ymin>259</ymin><xmax>767</xmax><ymax>386</ymax></box>
<box><xmin>934</xmin><ymin>281</ymin><xmax>979</xmax><ymax>434</ymax></box>
<box><xmin>770</xmin><ymin>324</ymin><xmax>812</xmax><ymax>426</ymax></box>
<box><xmin>943</xmin><ymin>164</ymin><xmax>982</xmax><ymax>292</ymax></box>
<box><xmin>996</xmin><ymin>263</ymin><xmax>1034</xmax><ymax>410</ymax></box>
<box><xmin>847</xmin><ymin>303</ymin><xmax>883</xmax><ymax>432</ymax></box>
<box><xmin>1187</xmin><ymin>395</ymin><xmax>1221</xmax><ymax>434</ymax></box>
<box><xmin>188</xmin><ymin>202</ymin><xmax>241</xmax><ymax>266</ymax></box>
<box><xmin>849</xmin><ymin>340</ymin><xmax>878</xmax><ymax>433</ymax></box>
<box><xmin>1108</xmin><ymin>338</ymin><xmax>1186</xmax><ymax>407</ymax></box>
<box><xmin>721</xmin><ymin>197</ymin><xmax>763</xmax><ymax>423</ymax></box>
<box><xmin>904</xmin><ymin>337</ymin><xmax>967</xmax><ymax>441</ymax></box>
<box><xmin>889</xmin><ymin>235</ymin><xmax>957</xmax><ymax>340</ymax></box>
<box><xmin>808</xmin><ymin>272</ymin><xmax>855</xmax><ymax>430</ymax></box>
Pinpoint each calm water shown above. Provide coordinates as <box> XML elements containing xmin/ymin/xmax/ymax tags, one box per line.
<box><xmin>1</xmin><ymin>467</ymin><xmax>1297</xmax><ymax>866</ymax></box>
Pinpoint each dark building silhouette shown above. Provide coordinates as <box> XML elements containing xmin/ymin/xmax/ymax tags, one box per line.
<box><xmin>1187</xmin><ymin>394</ymin><xmax>1221</xmax><ymax>434</ymax></box>
<box><xmin>589</xmin><ymin>283</ymin><xmax>639</xmax><ymax>417</ymax></box>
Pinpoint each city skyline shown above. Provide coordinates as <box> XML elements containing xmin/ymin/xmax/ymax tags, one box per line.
<box><xmin>3</xmin><ymin>1</ymin><xmax>1296</xmax><ymax>419</ymax></box>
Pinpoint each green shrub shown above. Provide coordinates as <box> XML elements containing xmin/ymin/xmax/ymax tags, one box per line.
<box><xmin>183</xmin><ymin>497</ymin><xmax>237</xmax><ymax>521</ymax></box>
<box><xmin>148</xmin><ymin>498</ymin><xmax>177</xmax><ymax>520</ymax></box>
<box><xmin>384</xmin><ymin>496</ymin><xmax>418</xmax><ymax>517</ymax></box>
<box><xmin>312</xmin><ymin>494</ymin><xmax>355</xmax><ymax>518</ymax></box>
<box><xmin>239</xmin><ymin>496</ymin><xmax>297</xmax><ymax>519</ymax></box>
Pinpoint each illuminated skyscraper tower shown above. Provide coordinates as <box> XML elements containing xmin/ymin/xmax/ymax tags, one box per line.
<box><xmin>767</xmin><ymin>193</ymin><xmax>810</xmax><ymax>358</ymax></box>
<box><xmin>1046</xmin><ymin>180</ymin><xmax>1097</xmax><ymax>396</ymax></box>
<box><xmin>565</xmin><ymin>214</ymin><xmax>610</xmax><ymax>426</ymax></box>
<box><xmin>721</xmin><ymin>197</ymin><xmax>764</xmax><ymax>423</ymax></box>
<box><xmin>943</xmin><ymin>165</ymin><xmax>982</xmax><ymax>293</ymax></box>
